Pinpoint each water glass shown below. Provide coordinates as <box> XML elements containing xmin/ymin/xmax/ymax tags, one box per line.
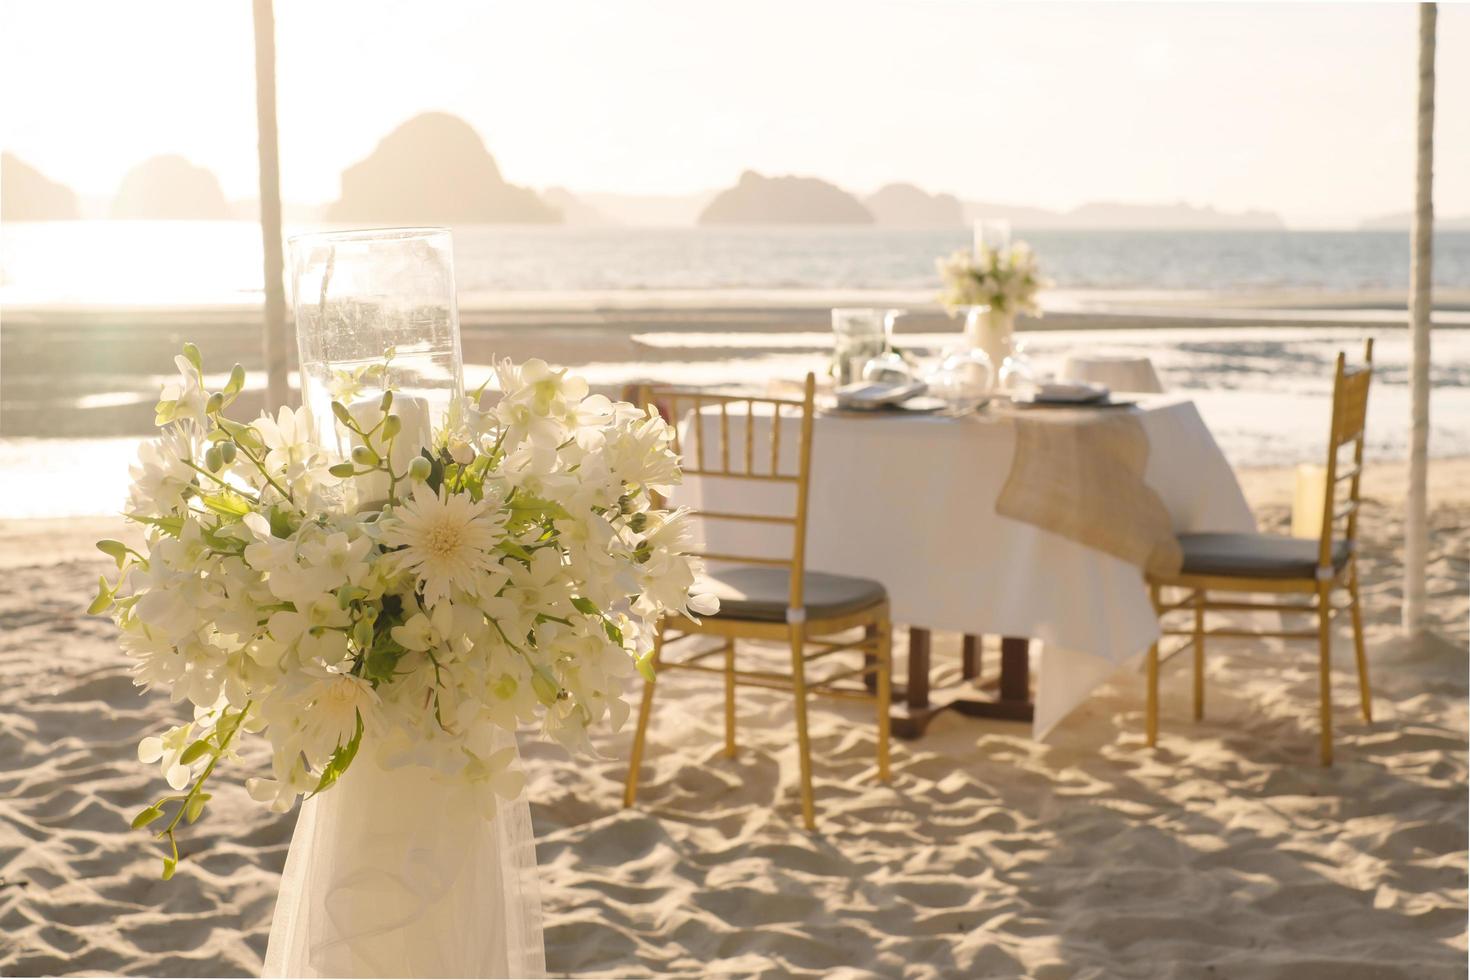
<box><xmin>831</xmin><ymin>308</ymin><xmax>889</xmax><ymax>386</ymax></box>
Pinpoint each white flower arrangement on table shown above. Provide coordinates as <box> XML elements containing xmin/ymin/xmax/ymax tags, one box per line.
<box><xmin>93</xmin><ymin>344</ymin><xmax>716</xmax><ymax>879</ymax></box>
<box><xmin>936</xmin><ymin>242</ymin><xmax>1047</xmax><ymax>316</ymax></box>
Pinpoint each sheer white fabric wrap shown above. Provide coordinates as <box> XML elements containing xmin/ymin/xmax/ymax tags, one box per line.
<box><xmin>262</xmin><ymin>730</ymin><xmax>545</xmax><ymax>978</ymax></box>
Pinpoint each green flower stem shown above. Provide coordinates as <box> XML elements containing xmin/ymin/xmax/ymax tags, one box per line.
<box><xmin>182</xmin><ymin>459</ymin><xmax>262</xmax><ymax>502</ymax></box>
<box><xmin>151</xmin><ymin>700</ymin><xmax>252</xmax><ymax>878</ymax></box>
<box><xmin>232</xmin><ymin>441</ymin><xmax>297</xmax><ymax>508</ymax></box>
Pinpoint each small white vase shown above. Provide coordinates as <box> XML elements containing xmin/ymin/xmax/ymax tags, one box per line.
<box><xmin>964</xmin><ymin>306</ymin><xmax>1015</xmax><ymax>372</ymax></box>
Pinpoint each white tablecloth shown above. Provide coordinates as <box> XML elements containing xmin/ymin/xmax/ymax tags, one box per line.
<box><xmin>671</xmin><ymin>396</ymin><xmax>1255</xmax><ymax>738</ymax></box>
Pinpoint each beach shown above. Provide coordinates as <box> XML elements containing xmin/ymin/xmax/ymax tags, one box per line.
<box><xmin>1</xmin><ymin>458</ymin><xmax>1464</xmax><ymax>977</ymax></box>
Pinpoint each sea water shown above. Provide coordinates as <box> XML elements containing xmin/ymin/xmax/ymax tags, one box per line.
<box><xmin>3</xmin><ymin>222</ymin><xmax>1469</xmax><ymax>305</ymax></box>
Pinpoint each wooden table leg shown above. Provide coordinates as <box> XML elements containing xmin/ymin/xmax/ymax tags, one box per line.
<box><xmin>1000</xmin><ymin>636</ymin><xmax>1030</xmax><ymax>703</ymax></box>
<box><xmin>891</xmin><ymin>631</ymin><xmax>1034</xmax><ymax>738</ymax></box>
<box><xmin>962</xmin><ymin>634</ymin><xmax>981</xmax><ymax>679</ymax></box>
<box><xmin>907</xmin><ymin>627</ymin><xmax>931</xmax><ymax>709</ymax></box>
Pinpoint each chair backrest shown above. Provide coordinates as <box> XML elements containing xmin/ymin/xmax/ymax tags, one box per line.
<box><xmin>1317</xmin><ymin>339</ymin><xmax>1373</xmax><ymax>570</ymax></box>
<box><xmin>638</xmin><ymin>374</ymin><xmax>818</xmax><ymax>614</ymax></box>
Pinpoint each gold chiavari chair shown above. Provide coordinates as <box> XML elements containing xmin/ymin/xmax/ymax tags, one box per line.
<box><xmin>622</xmin><ymin>373</ymin><xmax>893</xmax><ymax>830</ymax></box>
<box><xmin>1145</xmin><ymin>340</ymin><xmax>1374</xmax><ymax>765</ymax></box>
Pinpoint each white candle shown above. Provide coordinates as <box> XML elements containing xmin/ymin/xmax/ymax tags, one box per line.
<box><xmin>348</xmin><ymin>394</ymin><xmax>432</xmax><ymax>509</ymax></box>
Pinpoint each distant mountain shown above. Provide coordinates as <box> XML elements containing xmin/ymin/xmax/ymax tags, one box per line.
<box><xmin>962</xmin><ymin>201</ymin><xmax>1074</xmax><ymax>229</ymax></box>
<box><xmin>571</xmin><ymin>190</ymin><xmax>715</xmax><ymax>227</ymax></box>
<box><xmin>230</xmin><ymin>198</ymin><xmax>326</xmax><ymax>224</ymax></box>
<box><xmin>699</xmin><ymin>171</ymin><xmax>873</xmax><ymax>225</ymax></box>
<box><xmin>541</xmin><ymin>187</ymin><xmax>616</xmax><ymax>226</ymax></box>
<box><xmin>865</xmin><ymin>183</ymin><xmax>964</xmax><ymax>227</ymax></box>
<box><xmin>1359</xmin><ymin>211</ymin><xmax>1470</xmax><ymax>231</ymax></box>
<box><xmin>964</xmin><ymin>199</ymin><xmax>1285</xmax><ymax>230</ymax></box>
<box><xmin>1</xmin><ymin>153</ymin><xmax>80</xmax><ymax>220</ymax></box>
<box><xmin>326</xmin><ymin>113</ymin><xmax>558</xmax><ymax>224</ymax></box>
<box><xmin>111</xmin><ymin>155</ymin><xmax>232</xmax><ymax>220</ymax></box>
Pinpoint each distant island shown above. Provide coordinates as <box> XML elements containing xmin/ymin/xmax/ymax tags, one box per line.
<box><xmin>964</xmin><ymin>199</ymin><xmax>1286</xmax><ymax>231</ymax></box>
<box><xmin>557</xmin><ymin>190</ymin><xmax>714</xmax><ymax>227</ymax></box>
<box><xmin>326</xmin><ymin>112</ymin><xmax>558</xmax><ymax>224</ymax></box>
<box><xmin>698</xmin><ymin>171</ymin><xmax>873</xmax><ymax>225</ymax></box>
<box><xmin>2</xmin><ymin>153</ymin><xmax>79</xmax><ymax>221</ymax></box>
<box><xmin>555</xmin><ymin>180</ymin><xmax>1286</xmax><ymax>230</ymax></box>
<box><xmin>1359</xmin><ymin>211</ymin><xmax>1470</xmax><ymax>232</ymax></box>
<box><xmin>111</xmin><ymin>155</ymin><xmax>232</xmax><ymax>220</ymax></box>
<box><xmin>541</xmin><ymin>187</ymin><xmax>615</xmax><ymax>226</ymax></box>
<box><xmin>865</xmin><ymin>183</ymin><xmax>965</xmax><ymax>227</ymax></box>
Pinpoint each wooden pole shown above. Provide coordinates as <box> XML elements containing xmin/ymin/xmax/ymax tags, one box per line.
<box><xmin>1404</xmin><ymin>2</ymin><xmax>1435</xmax><ymax>636</ymax></box>
<box><xmin>252</xmin><ymin>0</ymin><xmax>290</xmax><ymax>411</ymax></box>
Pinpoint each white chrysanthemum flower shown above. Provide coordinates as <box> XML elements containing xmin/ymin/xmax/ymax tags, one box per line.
<box><xmin>381</xmin><ymin>484</ymin><xmax>507</xmax><ymax>608</ymax></box>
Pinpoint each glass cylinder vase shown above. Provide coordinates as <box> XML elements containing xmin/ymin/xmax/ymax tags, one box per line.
<box><xmin>289</xmin><ymin>227</ymin><xmax>464</xmax><ymax>471</ymax></box>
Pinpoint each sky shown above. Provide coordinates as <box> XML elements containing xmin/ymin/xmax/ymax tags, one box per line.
<box><xmin>1</xmin><ymin>0</ymin><xmax>1466</xmax><ymax>228</ymax></box>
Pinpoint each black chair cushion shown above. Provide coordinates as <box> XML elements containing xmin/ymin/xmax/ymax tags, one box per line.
<box><xmin>1177</xmin><ymin>532</ymin><xmax>1352</xmax><ymax>580</ymax></box>
<box><xmin>696</xmin><ymin>567</ymin><xmax>887</xmax><ymax>623</ymax></box>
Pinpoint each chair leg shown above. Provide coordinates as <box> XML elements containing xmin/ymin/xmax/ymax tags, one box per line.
<box><xmin>788</xmin><ymin>623</ymin><xmax>817</xmax><ymax>831</ymax></box>
<box><xmin>1192</xmin><ymin>589</ymin><xmax>1206</xmax><ymax>721</ymax></box>
<box><xmin>1316</xmin><ymin>583</ymin><xmax>1334</xmax><ymax>767</ymax></box>
<box><xmin>1348</xmin><ymin>560</ymin><xmax>1372</xmax><ymax>723</ymax></box>
<box><xmin>623</xmin><ymin>627</ymin><xmax>663</xmax><ymax>807</ymax></box>
<box><xmin>1146</xmin><ymin>583</ymin><xmax>1160</xmax><ymax>748</ymax></box>
<box><xmin>1146</xmin><ymin>640</ymin><xmax>1160</xmax><ymax>748</ymax></box>
<box><xmin>722</xmin><ymin>638</ymin><xmax>737</xmax><ymax>758</ymax></box>
<box><xmin>875</xmin><ymin>618</ymin><xmax>892</xmax><ymax>782</ymax></box>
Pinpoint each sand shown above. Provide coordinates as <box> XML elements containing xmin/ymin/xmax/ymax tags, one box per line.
<box><xmin>1</xmin><ymin>461</ymin><xmax>1465</xmax><ymax>978</ymax></box>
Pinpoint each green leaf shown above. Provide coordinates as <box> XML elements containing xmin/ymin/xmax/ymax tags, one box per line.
<box><xmin>129</xmin><ymin>514</ymin><xmax>185</xmax><ymax>537</ymax></box>
<box><xmin>130</xmin><ymin>806</ymin><xmax>164</xmax><ymax>829</ymax></box>
<box><xmin>161</xmin><ymin>857</ymin><xmax>177</xmax><ymax>880</ymax></box>
<box><xmin>421</xmin><ymin>449</ymin><xmax>444</xmax><ymax>495</ymax></box>
<box><xmin>96</xmin><ymin>538</ymin><xmax>129</xmax><ymax>568</ymax></box>
<box><xmin>87</xmin><ymin>576</ymin><xmax>114</xmax><ymax>615</ymax></box>
<box><xmin>179</xmin><ymin>739</ymin><xmax>211</xmax><ymax>765</ymax></box>
<box><xmin>200</xmin><ymin>491</ymin><xmax>252</xmax><ymax>518</ymax></box>
<box><xmin>602</xmin><ymin>619</ymin><xmax>624</xmax><ymax>646</ymax></box>
<box><xmin>181</xmin><ymin>342</ymin><xmax>203</xmax><ymax>372</ymax></box>
<box><xmin>361</xmin><ymin>634</ymin><xmax>407</xmax><ymax>685</ymax></box>
<box><xmin>570</xmin><ymin>596</ymin><xmax>599</xmax><ymax>616</ymax></box>
<box><xmin>268</xmin><ymin>505</ymin><xmax>297</xmax><ymax>538</ymax></box>
<box><xmin>497</xmin><ymin>540</ymin><xmax>534</xmax><ymax>563</ymax></box>
<box><xmin>309</xmin><ymin>712</ymin><xmax>364</xmax><ymax>797</ymax></box>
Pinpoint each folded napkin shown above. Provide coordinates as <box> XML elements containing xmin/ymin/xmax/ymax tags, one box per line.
<box><xmin>1019</xmin><ymin>381</ymin><xmax>1110</xmax><ymax>404</ymax></box>
<box><xmin>995</xmin><ymin>410</ymin><xmax>1182</xmax><ymax>576</ymax></box>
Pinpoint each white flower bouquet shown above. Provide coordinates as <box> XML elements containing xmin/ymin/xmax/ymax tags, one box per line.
<box><xmin>94</xmin><ymin>344</ymin><xmax>714</xmax><ymax>878</ymax></box>
<box><xmin>936</xmin><ymin>242</ymin><xmax>1047</xmax><ymax>316</ymax></box>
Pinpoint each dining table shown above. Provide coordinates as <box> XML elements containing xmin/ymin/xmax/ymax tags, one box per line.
<box><xmin>669</xmin><ymin>393</ymin><xmax>1258</xmax><ymax>740</ymax></box>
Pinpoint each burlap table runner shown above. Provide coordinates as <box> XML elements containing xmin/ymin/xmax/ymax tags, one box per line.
<box><xmin>995</xmin><ymin>410</ymin><xmax>1183</xmax><ymax>576</ymax></box>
